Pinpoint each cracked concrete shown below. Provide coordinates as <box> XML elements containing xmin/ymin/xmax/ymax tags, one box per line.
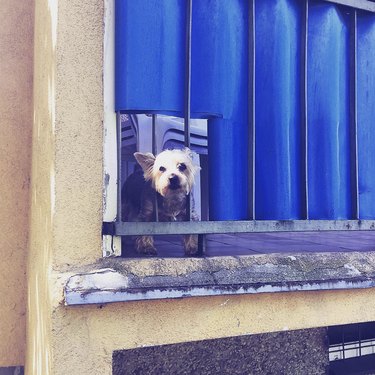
<box><xmin>65</xmin><ymin>251</ymin><xmax>375</xmax><ymax>305</ymax></box>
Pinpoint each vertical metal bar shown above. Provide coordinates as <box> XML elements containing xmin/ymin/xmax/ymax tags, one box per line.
<box><xmin>184</xmin><ymin>0</ymin><xmax>192</xmax><ymax>222</ymax></box>
<box><xmin>152</xmin><ymin>114</ymin><xmax>157</xmax><ymax>155</ymax></box>
<box><xmin>248</xmin><ymin>0</ymin><xmax>256</xmax><ymax>220</ymax></box>
<box><xmin>116</xmin><ymin>112</ymin><xmax>123</xmax><ymax>222</ymax></box>
<box><xmin>152</xmin><ymin>114</ymin><xmax>159</xmax><ymax>222</ymax></box>
<box><xmin>350</xmin><ymin>9</ymin><xmax>359</xmax><ymax>220</ymax></box>
<box><xmin>197</xmin><ymin>230</ymin><xmax>206</xmax><ymax>257</ymax></box>
<box><xmin>301</xmin><ymin>0</ymin><xmax>309</xmax><ymax>220</ymax></box>
<box><xmin>184</xmin><ymin>0</ymin><xmax>204</xmax><ymax>255</ymax></box>
<box><xmin>342</xmin><ymin>328</ymin><xmax>346</xmax><ymax>360</ymax></box>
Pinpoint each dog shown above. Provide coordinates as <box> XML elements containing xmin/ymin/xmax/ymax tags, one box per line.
<box><xmin>122</xmin><ymin>148</ymin><xmax>201</xmax><ymax>256</ymax></box>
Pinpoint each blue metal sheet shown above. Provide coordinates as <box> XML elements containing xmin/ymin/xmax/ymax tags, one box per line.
<box><xmin>307</xmin><ymin>3</ymin><xmax>352</xmax><ymax>219</ymax></box>
<box><xmin>115</xmin><ymin>0</ymin><xmax>375</xmax><ymax>222</ymax></box>
<box><xmin>191</xmin><ymin>1</ymin><xmax>248</xmax><ymax>120</ymax></box>
<box><xmin>201</xmin><ymin>1</ymin><xmax>249</xmax><ymax>220</ymax></box>
<box><xmin>357</xmin><ymin>12</ymin><xmax>375</xmax><ymax>219</ymax></box>
<box><xmin>115</xmin><ymin>0</ymin><xmax>186</xmax><ymax>115</ymax></box>
<box><xmin>115</xmin><ymin>0</ymin><xmax>224</xmax><ymax>118</ymax></box>
<box><xmin>255</xmin><ymin>0</ymin><xmax>303</xmax><ymax>220</ymax></box>
<box><xmin>116</xmin><ymin>0</ymin><xmax>249</xmax><ymax>220</ymax></box>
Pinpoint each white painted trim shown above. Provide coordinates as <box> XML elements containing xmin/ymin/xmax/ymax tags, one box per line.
<box><xmin>103</xmin><ymin>0</ymin><xmax>121</xmax><ymax>256</ymax></box>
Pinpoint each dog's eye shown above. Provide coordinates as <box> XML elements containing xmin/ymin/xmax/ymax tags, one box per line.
<box><xmin>159</xmin><ymin>166</ymin><xmax>166</xmax><ymax>172</ymax></box>
<box><xmin>178</xmin><ymin>163</ymin><xmax>187</xmax><ymax>172</ymax></box>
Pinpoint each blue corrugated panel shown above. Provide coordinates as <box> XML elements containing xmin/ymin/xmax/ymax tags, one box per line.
<box><xmin>358</xmin><ymin>13</ymin><xmax>375</xmax><ymax>218</ymax></box>
<box><xmin>115</xmin><ymin>0</ymin><xmax>186</xmax><ymax>115</ymax></box>
<box><xmin>307</xmin><ymin>3</ymin><xmax>352</xmax><ymax>219</ymax></box>
<box><xmin>195</xmin><ymin>0</ymin><xmax>249</xmax><ymax>220</ymax></box>
<box><xmin>116</xmin><ymin>0</ymin><xmax>373</xmax><ymax>222</ymax></box>
<box><xmin>255</xmin><ymin>0</ymin><xmax>303</xmax><ymax>220</ymax></box>
<box><xmin>115</xmin><ymin>0</ymin><xmax>226</xmax><ymax>119</ymax></box>
<box><xmin>116</xmin><ymin>0</ymin><xmax>249</xmax><ymax>220</ymax></box>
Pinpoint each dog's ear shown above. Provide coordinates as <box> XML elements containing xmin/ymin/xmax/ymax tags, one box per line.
<box><xmin>182</xmin><ymin>147</ymin><xmax>194</xmax><ymax>159</ymax></box>
<box><xmin>134</xmin><ymin>152</ymin><xmax>155</xmax><ymax>180</ymax></box>
<box><xmin>182</xmin><ymin>147</ymin><xmax>201</xmax><ymax>175</ymax></box>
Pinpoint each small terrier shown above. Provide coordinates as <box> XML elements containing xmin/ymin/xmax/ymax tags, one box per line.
<box><xmin>122</xmin><ymin>148</ymin><xmax>201</xmax><ymax>256</ymax></box>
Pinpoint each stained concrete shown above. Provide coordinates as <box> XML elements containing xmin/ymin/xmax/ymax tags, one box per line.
<box><xmin>113</xmin><ymin>328</ymin><xmax>329</xmax><ymax>375</ymax></box>
<box><xmin>65</xmin><ymin>250</ymin><xmax>375</xmax><ymax>304</ymax></box>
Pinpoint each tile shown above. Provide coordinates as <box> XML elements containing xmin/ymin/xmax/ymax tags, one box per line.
<box><xmin>121</xmin><ymin>231</ymin><xmax>375</xmax><ymax>258</ymax></box>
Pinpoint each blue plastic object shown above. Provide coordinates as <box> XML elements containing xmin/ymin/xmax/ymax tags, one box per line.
<box><xmin>307</xmin><ymin>3</ymin><xmax>352</xmax><ymax>219</ymax></box>
<box><xmin>357</xmin><ymin>13</ymin><xmax>375</xmax><ymax>218</ymax></box>
<box><xmin>255</xmin><ymin>0</ymin><xmax>303</xmax><ymax>220</ymax></box>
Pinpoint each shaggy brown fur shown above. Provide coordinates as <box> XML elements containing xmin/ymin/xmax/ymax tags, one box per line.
<box><xmin>122</xmin><ymin>148</ymin><xmax>200</xmax><ymax>256</ymax></box>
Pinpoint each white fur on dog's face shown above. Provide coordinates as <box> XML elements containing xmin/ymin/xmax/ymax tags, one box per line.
<box><xmin>134</xmin><ymin>148</ymin><xmax>200</xmax><ymax>197</ymax></box>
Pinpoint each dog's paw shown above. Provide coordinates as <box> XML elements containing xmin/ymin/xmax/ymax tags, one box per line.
<box><xmin>136</xmin><ymin>236</ymin><xmax>157</xmax><ymax>256</ymax></box>
<box><xmin>137</xmin><ymin>245</ymin><xmax>158</xmax><ymax>256</ymax></box>
<box><xmin>183</xmin><ymin>234</ymin><xmax>199</xmax><ymax>256</ymax></box>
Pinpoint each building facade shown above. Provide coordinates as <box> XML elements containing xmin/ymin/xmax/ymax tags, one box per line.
<box><xmin>2</xmin><ymin>0</ymin><xmax>375</xmax><ymax>374</ymax></box>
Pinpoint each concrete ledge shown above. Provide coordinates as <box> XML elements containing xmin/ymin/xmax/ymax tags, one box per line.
<box><xmin>64</xmin><ymin>251</ymin><xmax>375</xmax><ymax>305</ymax></box>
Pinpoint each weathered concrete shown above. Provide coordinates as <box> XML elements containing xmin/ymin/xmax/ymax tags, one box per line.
<box><xmin>113</xmin><ymin>328</ymin><xmax>329</xmax><ymax>375</ymax></box>
<box><xmin>65</xmin><ymin>251</ymin><xmax>375</xmax><ymax>304</ymax></box>
<box><xmin>23</xmin><ymin>0</ymin><xmax>375</xmax><ymax>374</ymax></box>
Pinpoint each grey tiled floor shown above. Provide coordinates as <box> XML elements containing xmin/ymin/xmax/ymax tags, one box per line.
<box><xmin>121</xmin><ymin>231</ymin><xmax>375</xmax><ymax>258</ymax></box>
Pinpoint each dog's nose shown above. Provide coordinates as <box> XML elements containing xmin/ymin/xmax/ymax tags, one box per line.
<box><xmin>169</xmin><ymin>174</ymin><xmax>180</xmax><ymax>189</ymax></box>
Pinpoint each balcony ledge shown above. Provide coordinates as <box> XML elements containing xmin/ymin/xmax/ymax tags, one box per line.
<box><xmin>64</xmin><ymin>251</ymin><xmax>375</xmax><ymax>305</ymax></box>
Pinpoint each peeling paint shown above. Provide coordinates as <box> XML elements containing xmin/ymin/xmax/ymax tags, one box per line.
<box><xmin>344</xmin><ymin>263</ymin><xmax>361</xmax><ymax>276</ymax></box>
<box><xmin>67</xmin><ymin>269</ymin><xmax>129</xmax><ymax>292</ymax></box>
<box><xmin>65</xmin><ymin>277</ymin><xmax>375</xmax><ymax>306</ymax></box>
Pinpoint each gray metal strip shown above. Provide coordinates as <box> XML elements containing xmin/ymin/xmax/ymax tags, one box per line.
<box><xmin>116</xmin><ymin>112</ymin><xmax>122</xmax><ymax>222</ymax></box>
<box><xmin>152</xmin><ymin>114</ymin><xmax>157</xmax><ymax>155</ymax></box>
<box><xmin>152</xmin><ymin>114</ymin><xmax>159</xmax><ymax>222</ymax></box>
<box><xmin>113</xmin><ymin>220</ymin><xmax>375</xmax><ymax>236</ymax></box>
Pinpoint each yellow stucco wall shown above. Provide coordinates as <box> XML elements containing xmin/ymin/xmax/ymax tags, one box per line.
<box><xmin>23</xmin><ymin>0</ymin><xmax>375</xmax><ymax>374</ymax></box>
<box><xmin>48</xmin><ymin>289</ymin><xmax>375</xmax><ymax>374</ymax></box>
<box><xmin>0</xmin><ymin>0</ymin><xmax>34</xmax><ymax>367</ymax></box>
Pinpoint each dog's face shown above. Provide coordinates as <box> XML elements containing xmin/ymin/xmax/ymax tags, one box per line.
<box><xmin>134</xmin><ymin>148</ymin><xmax>200</xmax><ymax>197</ymax></box>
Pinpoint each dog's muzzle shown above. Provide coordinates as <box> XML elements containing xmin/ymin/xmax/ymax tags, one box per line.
<box><xmin>168</xmin><ymin>174</ymin><xmax>180</xmax><ymax>190</ymax></box>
